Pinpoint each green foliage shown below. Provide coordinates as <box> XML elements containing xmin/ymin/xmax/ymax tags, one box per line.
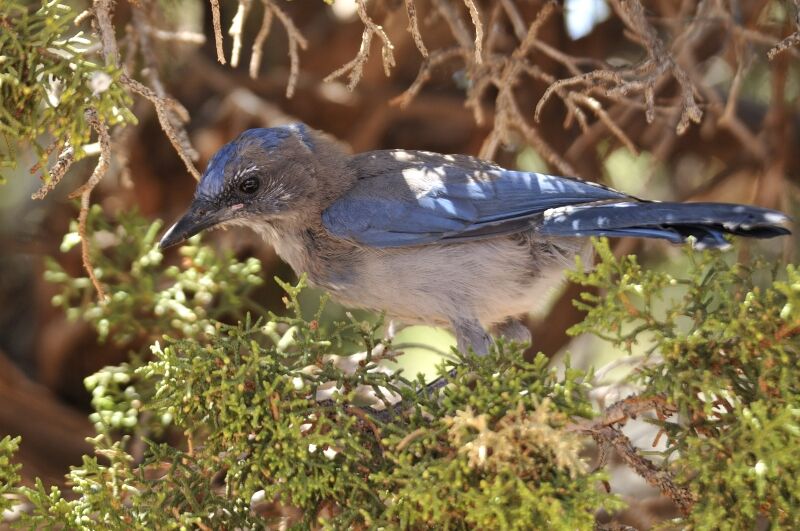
<box><xmin>0</xmin><ymin>0</ymin><xmax>135</xmax><ymax>181</ymax></box>
<box><xmin>0</xmin><ymin>212</ymin><xmax>621</xmax><ymax>528</ymax></box>
<box><xmin>571</xmin><ymin>239</ymin><xmax>800</xmax><ymax>528</ymax></box>
<box><xmin>2</xmin><ymin>221</ymin><xmax>796</xmax><ymax>529</ymax></box>
<box><xmin>0</xmin><ymin>436</ymin><xmax>22</xmax><ymax>514</ymax></box>
<box><xmin>46</xmin><ymin>206</ymin><xmax>263</xmax><ymax>345</ymax></box>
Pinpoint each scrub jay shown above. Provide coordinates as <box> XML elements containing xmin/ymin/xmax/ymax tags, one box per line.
<box><xmin>159</xmin><ymin>124</ymin><xmax>790</xmax><ymax>354</ymax></box>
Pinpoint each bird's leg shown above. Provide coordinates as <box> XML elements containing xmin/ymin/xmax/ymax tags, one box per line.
<box><xmin>492</xmin><ymin>318</ymin><xmax>532</xmax><ymax>345</ymax></box>
<box><xmin>452</xmin><ymin>318</ymin><xmax>492</xmax><ymax>356</ymax></box>
<box><xmin>371</xmin><ymin>319</ymin><xmax>491</xmax><ymax>421</ymax></box>
<box><xmin>404</xmin><ymin>318</ymin><xmax>489</xmax><ymax>400</ymax></box>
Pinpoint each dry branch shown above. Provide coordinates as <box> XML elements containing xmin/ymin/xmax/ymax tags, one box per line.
<box><xmin>92</xmin><ymin>0</ymin><xmax>118</xmax><ymax>65</ymax></box>
<box><xmin>130</xmin><ymin>7</ymin><xmax>201</xmax><ymax>179</ymax></box>
<box><xmin>431</xmin><ymin>0</ymin><xmax>473</xmax><ymax>50</ymax></box>
<box><xmin>250</xmin><ymin>3</ymin><xmax>274</xmax><ymax>79</ymax></box>
<box><xmin>391</xmin><ymin>48</ymin><xmax>466</xmax><ymax>108</ymax></box>
<box><xmin>209</xmin><ymin>0</ymin><xmax>226</xmax><ymax>64</ymax></box>
<box><xmin>69</xmin><ymin>108</ymin><xmax>111</xmax><ymax>301</ymax></box>
<box><xmin>324</xmin><ymin>0</ymin><xmax>395</xmax><ymax>89</ymax></box>
<box><xmin>534</xmin><ymin>0</ymin><xmax>703</xmax><ymax>137</ymax></box>
<box><xmin>31</xmin><ymin>145</ymin><xmax>75</xmax><ymax>200</ymax></box>
<box><xmin>229</xmin><ymin>0</ymin><xmax>253</xmax><ymax>68</ymax></box>
<box><xmin>570</xmin><ymin>395</ymin><xmax>692</xmax><ymax>515</ymax></box>
<box><xmin>269</xmin><ymin>1</ymin><xmax>308</xmax><ymax>98</ymax></box>
<box><xmin>121</xmin><ymin>75</ymin><xmax>201</xmax><ymax>181</ymax></box>
<box><xmin>768</xmin><ymin>0</ymin><xmax>800</xmax><ymax>60</ymax></box>
<box><xmin>463</xmin><ymin>0</ymin><xmax>483</xmax><ymax>63</ymax></box>
<box><xmin>404</xmin><ymin>0</ymin><xmax>428</xmax><ymax>58</ymax></box>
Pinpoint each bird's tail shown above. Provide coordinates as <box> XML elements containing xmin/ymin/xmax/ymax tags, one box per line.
<box><xmin>539</xmin><ymin>202</ymin><xmax>791</xmax><ymax>249</ymax></box>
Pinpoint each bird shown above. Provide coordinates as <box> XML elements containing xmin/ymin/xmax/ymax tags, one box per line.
<box><xmin>159</xmin><ymin>123</ymin><xmax>791</xmax><ymax>355</ymax></box>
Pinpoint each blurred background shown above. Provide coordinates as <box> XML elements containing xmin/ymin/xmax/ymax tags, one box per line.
<box><xmin>1</xmin><ymin>0</ymin><xmax>798</xmax><ymax>525</ymax></box>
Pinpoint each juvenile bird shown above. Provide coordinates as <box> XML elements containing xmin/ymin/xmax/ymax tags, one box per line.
<box><xmin>159</xmin><ymin>124</ymin><xmax>790</xmax><ymax>354</ymax></box>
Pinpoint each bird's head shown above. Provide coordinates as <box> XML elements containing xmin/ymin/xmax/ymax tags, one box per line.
<box><xmin>159</xmin><ymin>123</ymin><xmax>327</xmax><ymax>249</ymax></box>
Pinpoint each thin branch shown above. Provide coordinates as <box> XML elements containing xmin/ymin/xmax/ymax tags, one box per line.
<box><xmin>499</xmin><ymin>0</ymin><xmax>526</xmax><ymax>41</ymax></box>
<box><xmin>130</xmin><ymin>7</ymin><xmax>201</xmax><ymax>179</ymax></box>
<box><xmin>391</xmin><ymin>48</ymin><xmax>466</xmax><ymax>107</ymax></box>
<box><xmin>463</xmin><ymin>0</ymin><xmax>483</xmax><ymax>63</ymax></box>
<box><xmin>146</xmin><ymin>27</ymin><xmax>206</xmax><ymax>44</ymax></box>
<box><xmin>587</xmin><ymin>425</ymin><xmax>694</xmax><ymax>515</ymax></box>
<box><xmin>92</xmin><ymin>0</ymin><xmax>118</xmax><ymax>65</ymax></box>
<box><xmin>404</xmin><ymin>0</ymin><xmax>428</xmax><ymax>58</ymax></box>
<box><xmin>68</xmin><ymin>108</ymin><xmax>110</xmax><ymax>301</ymax></box>
<box><xmin>31</xmin><ymin>145</ymin><xmax>75</xmax><ymax>200</ymax></box>
<box><xmin>122</xmin><ymin>75</ymin><xmax>201</xmax><ymax>181</ymax></box>
<box><xmin>209</xmin><ymin>0</ymin><xmax>226</xmax><ymax>64</ymax></box>
<box><xmin>570</xmin><ymin>395</ymin><xmax>692</xmax><ymax>515</ymax></box>
<box><xmin>534</xmin><ymin>0</ymin><xmax>703</xmax><ymax>136</ymax></box>
<box><xmin>431</xmin><ymin>0</ymin><xmax>473</xmax><ymax>50</ymax></box>
<box><xmin>324</xmin><ymin>0</ymin><xmax>395</xmax><ymax>90</ymax></box>
<box><xmin>229</xmin><ymin>0</ymin><xmax>253</xmax><ymax>68</ymax></box>
<box><xmin>250</xmin><ymin>2</ymin><xmax>274</xmax><ymax>79</ymax></box>
<box><xmin>270</xmin><ymin>1</ymin><xmax>309</xmax><ymax>98</ymax></box>
<box><xmin>768</xmin><ymin>0</ymin><xmax>800</xmax><ymax>60</ymax></box>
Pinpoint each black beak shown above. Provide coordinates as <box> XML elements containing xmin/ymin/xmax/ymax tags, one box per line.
<box><xmin>159</xmin><ymin>202</ymin><xmax>220</xmax><ymax>249</ymax></box>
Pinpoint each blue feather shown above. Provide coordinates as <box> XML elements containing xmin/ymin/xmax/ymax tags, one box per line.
<box><xmin>323</xmin><ymin>162</ymin><xmax>627</xmax><ymax>246</ymax></box>
<box><xmin>322</xmin><ymin>153</ymin><xmax>790</xmax><ymax>248</ymax></box>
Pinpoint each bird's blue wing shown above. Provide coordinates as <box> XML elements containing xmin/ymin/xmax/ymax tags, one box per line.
<box><xmin>322</xmin><ymin>153</ymin><xmax>628</xmax><ymax>247</ymax></box>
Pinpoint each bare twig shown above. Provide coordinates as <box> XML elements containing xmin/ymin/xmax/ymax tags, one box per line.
<box><xmin>431</xmin><ymin>0</ymin><xmax>473</xmax><ymax>50</ymax></box>
<box><xmin>68</xmin><ymin>109</ymin><xmax>110</xmax><ymax>301</ymax></box>
<box><xmin>31</xmin><ymin>145</ymin><xmax>75</xmax><ymax>200</ymax></box>
<box><xmin>146</xmin><ymin>27</ymin><xmax>206</xmax><ymax>44</ymax></box>
<box><xmin>92</xmin><ymin>0</ymin><xmax>118</xmax><ymax>65</ymax></box>
<box><xmin>570</xmin><ymin>395</ymin><xmax>692</xmax><ymax>514</ymax></box>
<box><xmin>250</xmin><ymin>2</ymin><xmax>274</xmax><ymax>79</ymax></box>
<box><xmin>27</xmin><ymin>138</ymin><xmax>61</xmax><ymax>176</ymax></box>
<box><xmin>499</xmin><ymin>0</ymin><xmax>526</xmax><ymax>41</ymax></box>
<box><xmin>588</xmin><ymin>425</ymin><xmax>694</xmax><ymax>514</ymax></box>
<box><xmin>463</xmin><ymin>0</ymin><xmax>483</xmax><ymax>63</ymax></box>
<box><xmin>534</xmin><ymin>0</ymin><xmax>702</xmax><ymax>137</ymax></box>
<box><xmin>209</xmin><ymin>0</ymin><xmax>226</xmax><ymax>64</ymax></box>
<box><xmin>229</xmin><ymin>0</ymin><xmax>253</xmax><ymax>68</ymax></box>
<box><xmin>404</xmin><ymin>0</ymin><xmax>428</xmax><ymax>58</ymax></box>
<box><xmin>768</xmin><ymin>0</ymin><xmax>800</xmax><ymax>60</ymax></box>
<box><xmin>122</xmin><ymin>75</ymin><xmax>201</xmax><ymax>180</ymax></box>
<box><xmin>270</xmin><ymin>1</ymin><xmax>309</xmax><ymax>98</ymax></box>
<box><xmin>391</xmin><ymin>48</ymin><xmax>466</xmax><ymax>107</ymax></box>
<box><xmin>130</xmin><ymin>7</ymin><xmax>201</xmax><ymax>179</ymax></box>
<box><xmin>324</xmin><ymin>0</ymin><xmax>395</xmax><ymax>89</ymax></box>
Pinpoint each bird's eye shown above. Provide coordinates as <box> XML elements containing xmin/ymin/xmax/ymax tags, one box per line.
<box><xmin>239</xmin><ymin>176</ymin><xmax>259</xmax><ymax>194</ymax></box>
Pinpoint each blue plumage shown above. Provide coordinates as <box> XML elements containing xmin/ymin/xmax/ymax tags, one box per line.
<box><xmin>323</xmin><ymin>164</ymin><xmax>629</xmax><ymax>246</ymax></box>
<box><xmin>323</xmin><ymin>158</ymin><xmax>789</xmax><ymax>248</ymax></box>
<box><xmin>538</xmin><ymin>202</ymin><xmax>790</xmax><ymax>247</ymax></box>
<box><xmin>196</xmin><ymin>124</ymin><xmax>313</xmax><ymax>200</ymax></box>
